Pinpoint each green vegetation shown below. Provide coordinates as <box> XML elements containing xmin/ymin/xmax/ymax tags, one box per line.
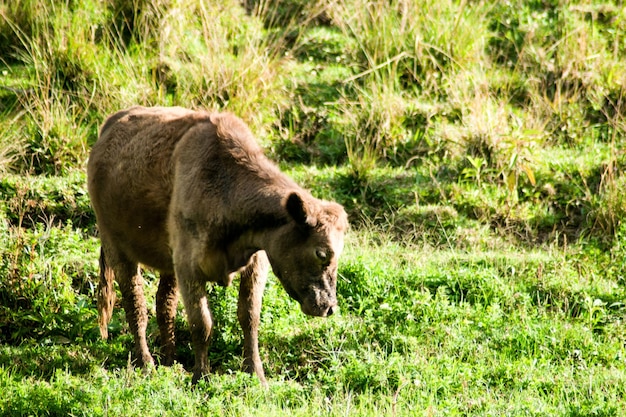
<box><xmin>1</xmin><ymin>0</ymin><xmax>626</xmax><ymax>415</ymax></box>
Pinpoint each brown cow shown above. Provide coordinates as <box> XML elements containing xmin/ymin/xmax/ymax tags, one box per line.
<box><xmin>87</xmin><ymin>106</ymin><xmax>348</xmax><ymax>384</ymax></box>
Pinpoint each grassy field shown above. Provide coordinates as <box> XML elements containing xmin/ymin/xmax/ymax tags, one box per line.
<box><xmin>1</xmin><ymin>0</ymin><xmax>626</xmax><ymax>415</ymax></box>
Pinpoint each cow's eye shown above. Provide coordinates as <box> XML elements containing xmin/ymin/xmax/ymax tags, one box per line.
<box><xmin>315</xmin><ymin>249</ymin><xmax>328</xmax><ymax>262</ymax></box>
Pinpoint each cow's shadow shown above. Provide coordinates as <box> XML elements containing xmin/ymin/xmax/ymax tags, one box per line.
<box><xmin>0</xmin><ymin>337</ymin><xmax>130</xmax><ymax>380</ymax></box>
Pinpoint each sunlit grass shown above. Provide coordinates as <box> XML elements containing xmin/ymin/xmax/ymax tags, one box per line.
<box><xmin>2</xmin><ymin>0</ymin><xmax>626</xmax><ymax>415</ymax></box>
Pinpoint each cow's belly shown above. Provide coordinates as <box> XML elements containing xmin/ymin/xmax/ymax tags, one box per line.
<box><xmin>108</xmin><ymin>219</ymin><xmax>174</xmax><ymax>273</ymax></box>
<box><xmin>96</xmin><ymin>191</ymin><xmax>175</xmax><ymax>273</ymax></box>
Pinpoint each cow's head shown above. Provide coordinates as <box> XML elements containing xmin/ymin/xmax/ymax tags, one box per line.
<box><xmin>265</xmin><ymin>192</ymin><xmax>348</xmax><ymax>317</ymax></box>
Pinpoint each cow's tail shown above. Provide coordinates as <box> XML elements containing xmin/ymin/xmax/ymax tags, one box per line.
<box><xmin>97</xmin><ymin>247</ymin><xmax>116</xmax><ymax>340</ymax></box>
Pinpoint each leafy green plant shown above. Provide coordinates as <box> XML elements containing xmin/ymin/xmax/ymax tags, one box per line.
<box><xmin>498</xmin><ymin>132</ymin><xmax>538</xmax><ymax>204</ymax></box>
<box><xmin>461</xmin><ymin>155</ymin><xmax>486</xmax><ymax>187</ymax></box>
<box><xmin>0</xmin><ymin>222</ymin><xmax>99</xmax><ymax>344</ymax></box>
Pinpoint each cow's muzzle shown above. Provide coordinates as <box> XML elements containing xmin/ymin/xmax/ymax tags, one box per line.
<box><xmin>300</xmin><ymin>297</ymin><xmax>338</xmax><ymax>317</ymax></box>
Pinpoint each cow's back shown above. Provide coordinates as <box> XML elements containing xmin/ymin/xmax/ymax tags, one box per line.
<box><xmin>88</xmin><ymin>106</ymin><xmax>214</xmax><ymax>271</ymax></box>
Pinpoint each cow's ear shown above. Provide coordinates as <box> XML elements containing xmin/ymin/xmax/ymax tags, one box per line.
<box><xmin>285</xmin><ymin>192</ymin><xmax>317</xmax><ymax>228</ymax></box>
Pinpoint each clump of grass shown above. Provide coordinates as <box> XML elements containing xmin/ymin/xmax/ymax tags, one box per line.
<box><xmin>588</xmin><ymin>166</ymin><xmax>626</xmax><ymax>243</ymax></box>
<box><xmin>320</xmin><ymin>0</ymin><xmax>493</xmax><ymax>176</ymax></box>
<box><xmin>19</xmin><ymin>94</ymin><xmax>95</xmax><ymax>174</ymax></box>
<box><xmin>337</xmin><ymin>81</ymin><xmax>406</xmax><ymax>178</ymax></box>
<box><xmin>327</xmin><ymin>0</ymin><xmax>488</xmax><ymax>92</ymax></box>
<box><xmin>487</xmin><ymin>0</ymin><xmax>626</xmax><ymax>146</ymax></box>
<box><xmin>0</xmin><ymin>221</ymin><xmax>100</xmax><ymax>344</ymax></box>
<box><xmin>1</xmin><ymin>1</ymin><xmax>103</xmax><ymax>174</ymax></box>
<box><xmin>91</xmin><ymin>0</ymin><xmax>296</xmax><ymax>131</ymax></box>
<box><xmin>0</xmin><ymin>0</ymin><xmax>39</xmax><ymax>62</ymax></box>
<box><xmin>0</xmin><ymin>0</ymin><xmax>298</xmax><ymax>175</ymax></box>
<box><xmin>0</xmin><ymin>172</ymin><xmax>94</xmax><ymax>230</ymax></box>
<box><xmin>0</xmin><ymin>111</ymin><xmax>27</xmax><ymax>173</ymax></box>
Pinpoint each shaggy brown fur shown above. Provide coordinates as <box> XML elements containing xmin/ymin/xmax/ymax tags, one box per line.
<box><xmin>88</xmin><ymin>106</ymin><xmax>348</xmax><ymax>384</ymax></box>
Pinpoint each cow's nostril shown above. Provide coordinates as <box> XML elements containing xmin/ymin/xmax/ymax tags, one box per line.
<box><xmin>326</xmin><ymin>306</ymin><xmax>334</xmax><ymax>316</ymax></box>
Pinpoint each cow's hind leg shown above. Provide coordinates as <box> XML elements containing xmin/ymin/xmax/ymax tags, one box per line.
<box><xmin>102</xmin><ymin>242</ymin><xmax>154</xmax><ymax>368</ymax></box>
<box><xmin>176</xmin><ymin>263</ymin><xmax>213</xmax><ymax>383</ymax></box>
<box><xmin>97</xmin><ymin>247</ymin><xmax>116</xmax><ymax>340</ymax></box>
<box><xmin>238</xmin><ymin>251</ymin><xmax>269</xmax><ymax>386</ymax></box>
<box><xmin>156</xmin><ymin>272</ymin><xmax>178</xmax><ymax>366</ymax></box>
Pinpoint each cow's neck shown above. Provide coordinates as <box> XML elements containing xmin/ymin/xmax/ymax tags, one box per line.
<box><xmin>224</xmin><ymin>226</ymin><xmax>279</xmax><ymax>275</ymax></box>
<box><xmin>222</xmin><ymin>183</ymin><xmax>293</xmax><ymax>273</ymax></box>
<box><xmin>231</xmin><ymin>174</ymin><xmax>298</xmax><ymax>229</ymax></box>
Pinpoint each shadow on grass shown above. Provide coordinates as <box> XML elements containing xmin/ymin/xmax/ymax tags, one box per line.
<box><xmin>271</xmin><ymin>79</ymin><xmax>347</xmax><ymax>166</ymax></box>
<box><xmin>0</xmin><ymin>339</ymin><xmax>129</xmax><ymax>380</ymax></box>
<box><xmin>310</xmin><ymin>162</ymin><xmax>606</xmax><ymax>248</ymax></box>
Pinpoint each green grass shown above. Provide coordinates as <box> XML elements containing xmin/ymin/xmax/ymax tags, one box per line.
<box><xmin>1</xmin><ymin>234</ymin><xmax>625</xmax><ymax>415</ymax></box>
<box><xmin>1</xmin><ymin>0</ymin><xmax>626</xmax><ymax>415</ymax></box>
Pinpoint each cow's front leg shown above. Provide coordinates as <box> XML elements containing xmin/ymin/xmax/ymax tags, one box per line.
<box><xmin>177</xmin><ymin>263</ymin><xmax>213</xmax><ymax>383</ymax></box>
<box><xmin>238</xmin><ymin>251</ymin><xmax>269</xmax><ymax>386</ymax></box>
<box><xmin>156</xmin><ymin>272</ymin><xmax>178</xmax><ymax>366</ymax></box>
